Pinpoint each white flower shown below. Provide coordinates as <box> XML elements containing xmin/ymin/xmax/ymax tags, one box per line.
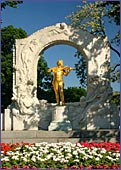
<box><xmin>35</xmin><ymin>143</ymin><xmax>42</xmax><ymax>147</ymax></box>
<box><xmin>67</xmin><ymin>153</ymin><xmax>72</xmax><ymax>157</ymax></box>
<box><xmin>24</xmin><ymin>145</ymin><xmax>29</xmax><ymax>148</ymax></box>
<box><xmin>92</xmin><ymin>147</ymin><xmax>98</xmax><ymax>151</ymax></box>
<box><xmin>39</xmin><ymin>158</ymin><xmax>45</xmax><ymax>161</ymax></box>
<box><xmin>60</xmin><ymin>148</ymin><xmax>64</xmax><ymax>151</ymax></box>
<box><xmin>53</xmin><ymin>157</ymin><xmax>62</xmax><ymax>162</ymax></box>
<box><xmin>15</xmin><ymin>147</ymin><xmax>21</xmax><ymax>150</ymax></box>
<box><xmin>29</xmin><ymin>146</ymin><xmax>35</xmax><ymax>151</ymax></box>
<box><xmin>115</xmin><ymin>157</ymin><xmax>120</xmax><ymax>160</ymax></box>
<box><xmin>6</xmin><ymin>151</ymin><xmax>14</xmax><ymax>156</ymax></box>
<box><xmin>32</xmin><ymin>150</ymin><xmax>39</xmax><ymax>155</ymax></box>
<box><xmin>73</xmin><ymin>150</ymin><xmax>78</xmax><ymax>155</ymax></box>
<box><xmin>18</xmin><ymin>153</ymin><xmax>23</xmax><ymax>156</ymax></box>
<box><xmin>14</xmin><ymin>151</ymin><xmax>20</xmax><ymax>155</ymax></box>
<box><xmin>76</xmin><ymin>143</ymin><xmax>81</xmax><ymax>147</ymax></box>
<box><xmin>91</xmin><ymin>152</ymin><xmax>99</xmax><ymax>156</ymax></box>
<box><xmin>65</xmin><ymin>148</ymin><xmax>71</xmax><ymax>153</ymax></box>
<box><xmin>21</xmin><ymin>156</ymin><xmax>28</xmax><ymax>162</ymax></box>
<box><xmin>97</xmin><ymin>154</ymin><xmax>103</xmax><ymax>158</ymax></box>
<box><xmin>31</xmin><ymin>155</ymin><xmax>36</xmax><ymax>162</ymax></box>
<box><xmin>112</xmin><ymin>158</ymin><xmax>118</xmax><ymax>161</ymax></box>
<box><xmin>95</xmin><ymin>157</ymin><xmax>100</xmax><ymax>161</ymax></box>
<box><xmin>116</xmin><ymin>153</ymin><xmax>120</xmax><ymax>157</ymax></box>
<box><xmin>88</xmin><ymin>155</ymin><xmax>93</xmax><ymax>159</ymax></box>
<box><xmin>60</xmin><ymin>158</ymin><xmax>66</xmax><ymax>163</ymax></box>
<box><xmin>46</xmin><ymin>154</ymin><xmax>53</xmax><ymax>159</ymax></box>
<box><xmin>1</xmin><ymin>157</ymin><xmax>9</xmax><ymax>161</ymax></box>
<box><xmin>79</xmin><ymin>150</ymin><xmax>86</xmax><ymax>155</ymax></box>
<box><xmin>11</xmin><ymin>155</ymin><xmax>19</xmax><ymax>160</ymax></box>
<box><xmin>74</xmin><ymin>159</ymin><xmax>79</xmax><ymax>162</ymax></box>
<box><xmin>100</xmin><ymin>148</ymin><xmax>106</xmax><ymax>154</ymax></box>
<box><xmin>106</xmin><ymin>156</ymin><xmax>113</xmax><ymax>161</ymax></box>
<box><xmin>25</xmin><ymin>153</ymin><xmax>31</xmax><ymax>157</ymax></box>
<box><xmin>36</xmin><ymin>156</ymin><xmax>42</xmax><ymax>161</ymax></box>
<box><xmin>84</xmin><ymin>155</ymin><xmax>88</xmax><ymax>160</ymax></box>
<box><xmin>63</xmin><ymin>159</ymin><xmax>69</xmax><ymax>163</ymax></box>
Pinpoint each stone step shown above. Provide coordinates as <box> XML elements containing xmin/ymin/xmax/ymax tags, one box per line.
<box><xmin>1</xmin><ymin>129</ymin><xmax>119</xmax><ymax>144</ymax></box>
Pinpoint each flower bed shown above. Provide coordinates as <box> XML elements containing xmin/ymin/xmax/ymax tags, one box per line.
<box><xmin>1</xmin><ymin>142</ymin><xmax>120</xmax><ymax>169</ymax></box>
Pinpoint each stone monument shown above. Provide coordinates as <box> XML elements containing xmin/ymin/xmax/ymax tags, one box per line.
<box><xmin>3</xmin><ymin>23</ymin><xmax>119</xmax><ymax>131</ymax></box>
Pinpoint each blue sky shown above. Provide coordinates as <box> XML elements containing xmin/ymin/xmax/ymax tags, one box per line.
<box><xmin>1</xmin><ymin>0</ymin><xmax>120</xmax><ymax>91</ymax></box>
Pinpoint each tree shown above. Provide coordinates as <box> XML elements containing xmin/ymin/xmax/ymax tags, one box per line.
<box><xmin>1</xmin><ymin>25</ymin><xmax>27</xmax><ymax>55</ymax></box>
<box><xmin>74</xmin><ymin>51</ymin><xmax>87</xmax><ymax>88</ymax></box>
<box><xmin>37</xmin><ymin>56</ymin><xmax>53</xmax><ymax>90</ymax></box>
<box><xmin>37</xmin><ymin>87</ymin><xmax>87</xmax><ymax>103</ymax></box>
<box><xmin>37</xmin><ymin>55</ymin><xmax>53</xmax><ymax>100</ymax></box>
<box><xmin>64</xmin><ymin>87</ymin><xmax>87</xmax><ymax>103</ymax></box>
<box><xmin>1</xmin><ymin>25</ymin><xmax>27</xmax><ymax>112</ymax></box>
<box><xmin>111</xmin><ymin>91</ymin><xmax>120</xmax><ymax>110</ymax></box>
<box><xmin>1</xmin><ymin>1</ymin><xmax>23</xmax><ymax>10</ymax></box>
<box><xmin>66</xmin><ymin>1</ymin><xmax>120</xmax><ymax>88</ymax></box>
<box><xmin>37</xmin><ymin>89</ymin><xmax>56</xmax><ymax>103</ymax></box>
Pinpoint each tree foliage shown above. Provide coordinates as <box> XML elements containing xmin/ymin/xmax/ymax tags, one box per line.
<box><xmin>38</xmin><ymin>87</ymin><xmax>87</xmax><ymax>103</ymax></box>
<box><xmin>74</xmin><ymin>51</ymin><xmax>87</xmax><ymax>88</ymax></box>
<box><xmin>1</xmin><ymin>25</ymin><xmax>27</xmax><ymax>112</ymax></box>
<box><xmin>1</xmin><ymin>0</ymin><xmax>23</xmax><ymax>10</ymax></box>
<box><xmin>37</xmin><ymin>55</ymin><xmax>53</xmax><ymax>90</ymax></box>
<box><xmin>64</xmin><ymin>87</ymin><xmax>87</xmax><ymax>103</ymax></box>
<box><xmin>37</xmin><ymin>89</ymin><xmax>56</xmax><ymax>103</ymax></box>
<box><xmin>66</xmin><ymin>1</ymin><xmax>120</xmax><ymax>88</ymax></box>
<box><xmin>1</xmin><ymin>25</ymin><xmax>27</xmax><ymax>55</ymax></box>
<box><xmin>111</xmin><ymin>91</ymin><xmax>120</xmax><ymax>110</ymax></box>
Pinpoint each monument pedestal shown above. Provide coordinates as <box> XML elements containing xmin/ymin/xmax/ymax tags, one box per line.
<box><xmin>48</xmin><ymin>106</ymin><xmax>72</xmax><ymax>131</ymax></box>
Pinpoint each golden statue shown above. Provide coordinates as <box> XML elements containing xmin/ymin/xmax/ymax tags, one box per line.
<box><xmin>48</xmin><ymin>59</ymin><xmax>74</xmax><ymax>106</ymax></box>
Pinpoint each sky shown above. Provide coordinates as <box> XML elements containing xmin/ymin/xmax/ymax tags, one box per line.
<box><xmin>1</xmin><ymin>0</ymin><xmax>120</xmax><ymax>91</ymax></box>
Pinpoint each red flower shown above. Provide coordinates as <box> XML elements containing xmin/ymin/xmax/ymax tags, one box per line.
<box><xmin>1</xmin><ymin>143</ymin><xmax>13</xmax><ymax>154</ymax></box>
<box><xmin>1</xmin><ymin>167</ymin><xmax>8</xmax><ymax>169</ymax></box>
<box><xmin>111</xmin><ymin>164</ymin><xmax>119</xmax><ymax>169</ymax></box>
<box><xmin>23</xmin><ymin>165</ymin><xmax>30</xmax><ymax>169</ymax></box>
<box><xmin>94</xmin><ymin>165</ymin><xmax>103</xmax><ymax>169</ymax></box>
<box><xmin>103</xmin><ymin>164</ymin><xmax>110</xmax><ymax>169</ymax></box>
<box><xmin>12</xmin><ymin>165</ymin><xmax>19</xmax><ymax>169</ymax></box>
<box><xmin>78</xmin><ymin>141</ymin><xmax>120</xmax><ymax>152</ymax></box>
<box><xmin>21</xmin><ymin>141</ymin><xmax>30</xmax><ymax>145</ymax></box>
<box><xmin>87</xmin><ymin>165</ymin><xmax>93</xmax><ymax>169</ymax></box>
<box><xmin>70</xmin><ymin>165</ymin><xmax>78</xmax><ymax>169</ymax></box>
<box><xmin>80</xmin><ymin>165</ymin><xmax>84</xmax><ymax>169</ymax></box>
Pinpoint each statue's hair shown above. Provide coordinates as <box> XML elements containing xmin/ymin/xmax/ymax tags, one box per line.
<box><xmin>57</xmin><ymin>59</ymin><xmax>63</xmax><ymax>66</ymax></box>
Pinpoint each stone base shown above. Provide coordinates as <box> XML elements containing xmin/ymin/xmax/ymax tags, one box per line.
<box><xmin>4</xmin><ymin>108</ymin><xmax>39</xmax><ymax>130</ymax></box>
<box><xmin>4</xmin><ymin>109</ymin><xmax>13</xmax><ymax>130</ymax></box>
<box><xmin>1</xmin><ymin>129</ymin><xmax>120</xmax><ymax>143</ymax></box>
<box><xmin>48</xmin><ymin>106</ymin><xmax>72</xmax><ymax>131</ymax></box>
<box><xmin>49</xmin><ymin>121</ymin><xmax>72</xmax><ymax>131</ymax></box>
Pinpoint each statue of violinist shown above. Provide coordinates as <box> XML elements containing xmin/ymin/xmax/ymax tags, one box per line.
<box><xmin>48</xmin><ymin>59</ymin><xmax>74</xmax><ymax>106</ymax></box>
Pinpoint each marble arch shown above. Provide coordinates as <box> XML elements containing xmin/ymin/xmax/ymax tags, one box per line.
<box><xmin>4</xmin><ymin>23</ymin><xmax>119</xmax><ymax>130</ymax></box>
<box><xmin>14</xmin><ymin>23</ymin><xmax>110</xmax><ymax>96</ymax></box>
